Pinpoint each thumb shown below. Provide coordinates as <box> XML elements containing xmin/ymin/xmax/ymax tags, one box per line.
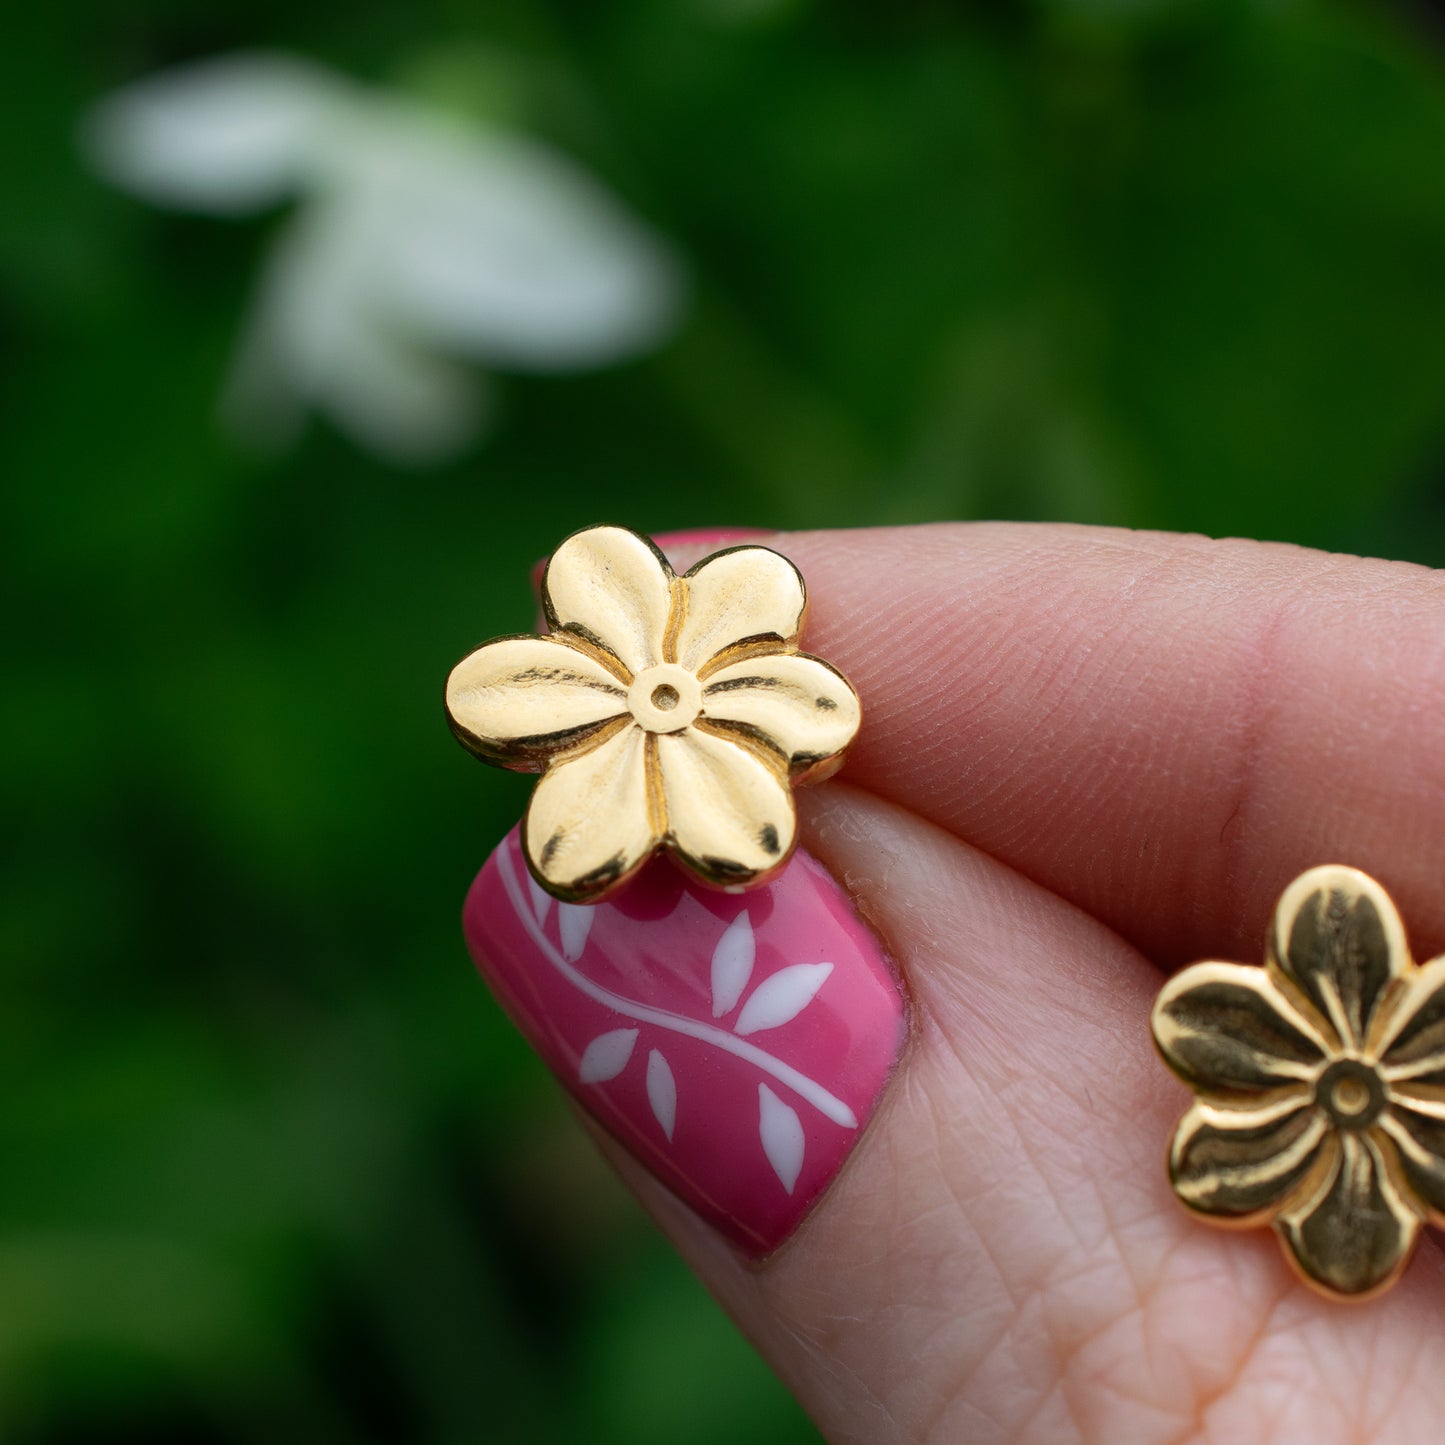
<box><xmin>466</xmin><ymin>783</ymin><xmax>1445</xmax><ymax>1442</ymax></box>
<box><xmin>580</xmin><ymin>784</ymin><xmax>1180</xmax><ymax>1441</ymax></box>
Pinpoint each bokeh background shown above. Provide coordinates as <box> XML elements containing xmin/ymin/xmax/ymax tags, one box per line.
<box><xmin>8</xmin><ymin>1</ymin><xmax>1445</xmax><ymax>1440</ymax></box>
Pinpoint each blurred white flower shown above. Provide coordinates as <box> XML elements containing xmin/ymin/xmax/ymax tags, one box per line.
<box><xmin>83</xmin><ymin>53</ymin><xmax>686</xmax><ymax>464</ymax></box>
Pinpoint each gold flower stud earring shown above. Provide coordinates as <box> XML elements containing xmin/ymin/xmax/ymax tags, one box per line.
<box><xmin>445</xmin><ymin>525</ymin><xmax>861</xmax><ymax>902</ymax></box>
<box><xmin>1153</xmin><ymin>865</ymin><xmax>1445</xmax><ymax>1301</ymax></box>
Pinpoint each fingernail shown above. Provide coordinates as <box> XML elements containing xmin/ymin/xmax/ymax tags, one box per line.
<box><xmin>464</xmin><ymin>829</ymin><xmax>905</xmax><ymax>1255</ymax></box>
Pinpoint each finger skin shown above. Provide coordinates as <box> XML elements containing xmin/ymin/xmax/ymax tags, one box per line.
<box><xmin>603</xmin><ymin>788</ymin><xmax>1445</xmax><ymax>1444</ymax></box>
<box><xmin>742</xmin><ymin>523</ymin><xmax>1445</xmax><ymax>968</ymax></box>
<box><xmin>611</xmin><ymin>525</ymin><xmax>1445</xmax><ymax>1441</ymax></box>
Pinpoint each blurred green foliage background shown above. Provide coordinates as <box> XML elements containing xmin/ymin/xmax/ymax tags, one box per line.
<box><xmin>7</xmin><ymin>0</ymin><xmax>1445</xmax><ymax>1440</ymax></box>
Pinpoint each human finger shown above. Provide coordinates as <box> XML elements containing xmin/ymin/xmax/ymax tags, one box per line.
<box><xmin>734</xmin><ymin>523</ymin><xmax>1445</xmax><ymax>968</ymax></box>
<box><xmin>598</xmin><ymin>786</ymin><xmax>1445</xmax><ymax>1443</ymax></box>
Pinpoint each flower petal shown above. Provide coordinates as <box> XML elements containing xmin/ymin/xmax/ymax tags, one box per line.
<box><xmin>1169</xmin><ymin>1094</ymin><xmax>1329</xmax><ymax>1223</ymax></box>
<box><xmin>1377</xmin><ymin>1100</ymin><xmax>1445</xmax><ymax>1226</ymax></box>
<box><xmin>446</xmin><ymin>635</ymin><xmax>628</xmax><ymax>768</ymax></box>
<box><xmin>381</xmin><ymin>128</ymin><xmax>684</xmax><ymax>371</ymax></box>
<box><xmin>702</xmin><ymin>653</ymin><xmax>860</xmax><ymax>776</ymax></box>
<box><xmin>82</xmin><ymin>53</ymin><xmax>340</xmax><ymax>215</ymax></box>
<box><xmin>543</xmin><ymin>526</ymin><xmax>674</xmax><ymax>678</ymax></box>
<box><xmin>235</xmin><ymin>213</ymin><xmax>490</xmax><ymax>464</ymax></box>
<box><xmin>1379</xmin><ymin>955</ymin><xmax>1445</xmax><ymax>1081</ymax></box>
<box><xmin>1267</xmin><ymin>865</ymin><xmax>1408</xmax><ymax>1051</ymax></box>
<box><xmin>1276</xmin><ymin>1131</ymin><xmax>1420</xmax><ymax>1299</ymax></box>
<box><xmin>523</xmin><ymin>724</ymin><xmax>658</xmax><ymax>902</ymax></box>
<box><xmin>1152</xmin><ymin>962</ymin><xmax>1328</xmax><ymax>1094</ymax></box>
<box><xmin>674</xmin><ymin>546</ymin><xmax>806</xmax><ymax>674</ymax></box>
<box><xmin>656</xmin><ymin>727</ymin><xmax>796</xmax><ymax>888</ymax></box>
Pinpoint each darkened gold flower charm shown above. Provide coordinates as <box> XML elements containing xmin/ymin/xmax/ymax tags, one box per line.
<box><xmin>1153</xmin><ymin>865</ymin><xmax>1445</xmax><ymax>1301</ymax></box>
<box><xmin>445</xmin><ymin>525</ymin><xmax>860</xmax><ymax>903</ymax></box>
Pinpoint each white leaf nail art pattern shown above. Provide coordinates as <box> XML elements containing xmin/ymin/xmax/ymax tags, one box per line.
<box><xmin>498</xmin><ymin>842</ymin><xmax>862</xmax><ymax>1171</ymax></box>
<box><xmin>758</xmin><ymin>1085</ymin><xmax>805</xmax><ymax>1193</ymax></box>
<box><xmin>646</xmin><ymin>1049</ymin><xmax>677</xmax><ymax>1141</ymax></box>
<box><xmin>735</xmin><ymin>962</ymin><xmax>834</xmax><ymax>1036</ymax></box>
<box><xmin>558</xmin><ymin>902</ymin><xmax>595</xmax><ymax>962</ymax></box>
<box><xmin>578</xmin><ymin>1028</ymin><xmax>638</xmax><ymax>1083</ymax></box>
<box><xmin>710</xmin><ymin>911</ymin><xmax>755</xmax><ymax>1018</ymax></box>
<box><xmin>527</xmin><ymin>875</ymin><xmax>552</xmax><ymax>927</ymax></box>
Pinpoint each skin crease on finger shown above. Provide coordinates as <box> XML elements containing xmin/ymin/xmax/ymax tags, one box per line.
<box><xmin>679</xmin><ymin>522</ymin><xmax>1445</xmax><ymax>974</ymax></box>
<box><xmin>601</xmin><ymin>786</ymin><xmax>1445</xmax><ymax>1445</ymax></box>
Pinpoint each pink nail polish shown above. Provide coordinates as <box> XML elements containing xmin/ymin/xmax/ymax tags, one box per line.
<box><xmin>464</xmin><ymin>830</ymin><xmax>905</xmax><ymax>1255</ymax></box>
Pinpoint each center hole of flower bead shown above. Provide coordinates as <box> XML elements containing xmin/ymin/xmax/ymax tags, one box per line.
<box><xmin>1316</xmin><ymin>1058</ymin><xmax>1385</xmax><ymax>1130</ymax></box>
<box><xmin>628</xmin><ymin>664</ymin><xmax>701</xmax><ymax>733</ymax></box>
<box><xmin>1332</xmin><ymin>1077</ymin><xmax>1370</xmax><ymax>1116</ymax></box>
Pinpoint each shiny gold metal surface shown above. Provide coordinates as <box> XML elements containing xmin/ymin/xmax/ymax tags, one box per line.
<box><xmin>1152</xmin><ymin>865</ymin><xmax>1445</xmax><ymax>1301</ymax></box>
<box><xmin>446</xmin><ymin>525</ymin><xmax>860</xmax><ymax>902</ymax></box>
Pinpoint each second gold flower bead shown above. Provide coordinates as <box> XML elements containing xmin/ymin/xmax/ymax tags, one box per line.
<box><xmin>445</xmin><ymin>525</ymin><xmax>861</xmax><ymax>903</ymax></box>
<box><xmin>1153</xmin><ymin>865</ymin><xmax>1445</xmax><ymax>1301</ymax></box>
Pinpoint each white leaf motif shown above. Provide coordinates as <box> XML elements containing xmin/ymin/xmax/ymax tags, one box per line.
<box><xmin>734</xmin><ymin>962</ymin><xmax>834</xmax><ymax>1036</ymax></box>
<box><xmin>496</xmin><ymin>842</ymin><xmax>860</xmax><ymax>1129</ymax></box>
<box><xmin>646</xmin><ymin>1050</ymin><xmax>677</xmax><ymax>1141</ymax></box>
<box><xmin>527</xmin><ymin>874</ymin><xmax>552</xmax><ymax>927</ymax></box>
<box><xmin>710</xmin><ymin>911</ymin><xmax>755</xmax><ymax>1018</ymax></box>
<box><xmin>558</xmin><ymin>903</ymin><xmax>595</xmax><ymax>962</ymax></box>
<box><xmin>578</xmin><ymin>1029</ymin><xmax>637</xmax><ymax>1084</ymax></box>
<box><xmin>758</xmin><ymin>1085</ymin><xmax>805</xmax><ymax>1194</ymax></box>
